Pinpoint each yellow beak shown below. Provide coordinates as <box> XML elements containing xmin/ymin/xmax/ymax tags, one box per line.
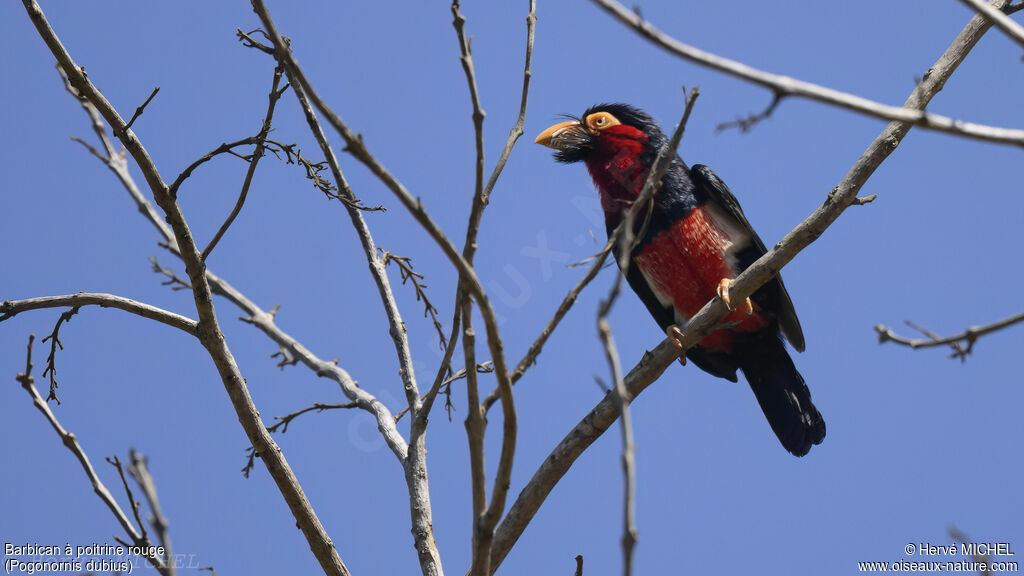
<box><xmin>534</xmin><ymin>120</ymin><xmax>582</xmax><ymax>150</ymax></box>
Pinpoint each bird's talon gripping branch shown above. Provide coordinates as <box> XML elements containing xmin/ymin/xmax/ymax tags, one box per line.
<box><xmin>717</xmin><ymin>278</ymin><xmax>753</xmax><ymax>316</ymax></box>
<box><xmin>665</xmin><ymin>325</ymin><xmax>687</xmax><ymax>365</ymax></box>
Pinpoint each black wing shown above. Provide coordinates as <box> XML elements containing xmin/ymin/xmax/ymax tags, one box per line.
<box><xmin>690</xmin><ymin>164</ymin><xmax>805</xmax><ymax>352</ymax></box>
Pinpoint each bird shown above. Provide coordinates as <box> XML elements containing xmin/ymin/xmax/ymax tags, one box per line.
<box><xmin>535</xmin><ymin>103</ymin><xmax>825</xmax><ymax>456</ymax></box>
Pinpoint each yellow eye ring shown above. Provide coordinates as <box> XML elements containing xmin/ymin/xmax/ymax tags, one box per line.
<box><xmin>584</xmin><ymin>111</ymin><xmax>622</xmax><ymax>132</ymax></box>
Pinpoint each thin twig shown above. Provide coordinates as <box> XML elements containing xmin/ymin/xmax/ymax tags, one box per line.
<box><xmin>39</xmin><ymin>306</ymin><xmax>78</xmax><ymax>404</ymax></box>
<box><xmin>488</xmin><ymin>4</ymin><xmax>1009</xmax><ymax>570</ymax></box>
<box><xmin>202</xmin><ymin>64</ymin><xmax>286</xmax><ymax>261</ymax></box>
<box><xmin>107</xmin><ymin>455</ymin><xmax>149</xmax><ymax>543</ymax></box>
<box><xmin>71</xmin><ymin>135</ymin><xmax>107</xmax><ymax>162</ymax></box>
<box><xmin>128</xmin><ymin>450</ymin><xmax>177</xmax><ymax>576</ymax></box>
<box><xmin>395</xmin><ymin>362</ymin><xmax>494</xmax><ymax>422</ymax></box>
<box><xmin>716</xmin><ymin>90</ymin><xmax>783</xmax><ymax>133</ymax></box>
<box><xmin>236</xmin><ymin>28</ymin><xmax>275</xmax><ymax>54</ymax></box>
<box><xmin>14</xmin><ymin>334</ymin><xmax>170</xmax><ymax>575</ymax></box>
<box><xmin>948</xmin><ymin>527</ymin><xmax>993</xmax><ymax>576</ymax></box>
<box><xmin>120</xmin><ymin>86</ymin><xmax>160</xmax><ymax>135</ymax></box>
<box><xmin>596</xmin><ymin>271</ymin><xmax>637</xmax><ymax>576</ymax></box>
<box><xmin>905</xmin><ymin>320</ymin><xmax>969</xmax><ymax>358</ymax></box>
<box><xmin>590</xmin><ymin>0</ymin><xmax>1024</xmax><ymax>147</ymax></box>
<box><xmin>242</xmin><ymin>402</ymin><xmax>358</xmax><ymax>478</ymax></box>
<box><xmin>380</xmin><ymin>250</ymin><xmax>448</xmax><ymax>350</ymax></box>
<box><xmin>149</xmin><ymin>257</ymin><xmax>192</xmax><ymax>290</ymax></box>
<box><xmin>270</xmin><ymin>402</ymin><xmax>359</xmax><ymax>435</ymax></box>
<box><xmin>874</xmin><ymin>310</ymin><xmax>1024</xmax><ymax>360</ymax></box>
<box><xmin>168</xmin><ymin>137</ymin><xmax>259</xmax><ymax>197</ymax></box>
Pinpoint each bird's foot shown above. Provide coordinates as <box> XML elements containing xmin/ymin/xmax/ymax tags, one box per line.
<box><xmin>717</xmin><ymin>278</ymin><xmax>753</xmax><ymax>316</ymax></box>
<box><xmin>665</xmin><ymin>325</ymin><xmax>687</xmax><ymax>365</ymax></box>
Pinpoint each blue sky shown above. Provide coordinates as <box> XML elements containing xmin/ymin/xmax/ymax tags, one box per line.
<box><xmin>2</xmin><ymin>1</ymin><xmax>1022</xmax><ymax>575</ymax></box>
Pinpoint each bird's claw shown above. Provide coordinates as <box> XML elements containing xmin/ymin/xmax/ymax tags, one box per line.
<box><xmin>717</xmin><ymin>278</ymin><xmax>753</xmax><ymax>316</ymax></box>
<box><xmin>666</xmin><ymin>325</ymin><xmax>687</xmax><ymax>365</ymax></box>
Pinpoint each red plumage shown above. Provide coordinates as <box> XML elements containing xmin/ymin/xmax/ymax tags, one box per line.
<box><xmin>633</xmin><ymin>207</ymin><xmax>768</xmax><ymax>352</ymax></box>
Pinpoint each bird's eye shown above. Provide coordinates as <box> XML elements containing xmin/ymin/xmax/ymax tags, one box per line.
<box><xmin>585</xmin><ymin>112</ymin><xmax>621</xmax><ymax>131</ymax></box>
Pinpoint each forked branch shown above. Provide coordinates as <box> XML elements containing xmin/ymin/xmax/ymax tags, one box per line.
<box><xmin>875</xmin><ymin>311</ymin><xmax>1024</xmax><ymax>361</ymax></box>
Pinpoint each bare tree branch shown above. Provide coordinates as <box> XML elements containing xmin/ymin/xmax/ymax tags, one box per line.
<box><xmin>447</xmin><ymin>3</ymin><xmax>524</xmax><ymax>574</ymax></box>
<box><xmin>14</xmin><ymin>335</ymin><xmax>170</xmax><ymax>575</ymax></box>
<box><xmin>128</xmin><ymin>450</ymin><xmax>177</xmax><ymax>576</ymax></box>
<box><xmin>948</xmin><ymin>527</ymin><xmax>994</xmax><ymax>576</ymax></box>
<box><xmin>488</xmin><ymin>2</ymin><xmax>1009</xmax><ymax>570</ymax></box>
<box><xmin>449</xmin><ymin>12</ymin><xmax>491</xmax><ymax>567</ymax></box>
<box><xmin>23</xmin><ymin>2</ymin><xmax>352</xmax><ymax>573</ymax></box>
<box><xmin>958</xmin><ymin>0</ymin><xmax>1024</xmax><ymax>49</ymax></box>
<box><xmin>874</xmin><ymin>310</ymin><xmax>1024</xmax><ymax>360</ymax></box>
<box><xmin>461</xmin><ymin>299</ymin><xmax>491</xmax><ymax>576</ymax></box>
<box><xmin>596</xmin><ymin>272</ymin><xmax>636</xmax><ymax>576</ymax></box>
<box><xmin>1</xmin><ymin>293</ymin><xmax>198</xmax><ymax>334</ymax></box>
<box><xmin>905</xmin><ymin>320</ymin><xmax>971</xmax><ymax>358</ymax></box>
<box><xmin>590</xmin><ymin>0</ymin><xmax>1024</xmax><ymax>147</ymax></box>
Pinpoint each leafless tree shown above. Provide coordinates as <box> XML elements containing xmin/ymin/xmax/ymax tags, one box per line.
<box><xmin>4</xmin><ymin>1</ymin><xmax>1023</xmax><ymax>575</ymax></box>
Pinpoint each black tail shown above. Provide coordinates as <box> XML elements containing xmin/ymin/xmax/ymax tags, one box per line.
<box><xmin>738</xmin><ymin>333</ymin><xmax>825</xmax><ymax>457</ymax></box>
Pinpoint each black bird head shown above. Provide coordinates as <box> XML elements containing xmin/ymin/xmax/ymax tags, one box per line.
<box><xmin>534</xmin><ymin>103</ymin><xmax>668</xmax><ymax>165</ymax></box>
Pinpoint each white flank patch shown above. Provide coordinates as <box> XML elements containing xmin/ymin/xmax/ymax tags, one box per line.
<box><xmin>703</xmin><ymin>203</ymin><xmax>752</xmax><ymax>270</ymax></box>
